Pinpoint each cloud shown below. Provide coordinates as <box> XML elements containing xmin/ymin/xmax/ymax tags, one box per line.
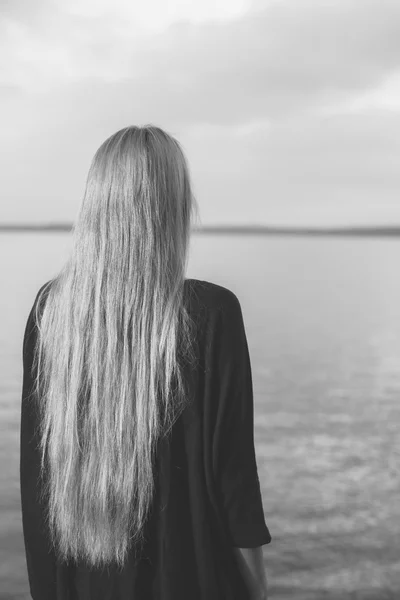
<box><xmin>1</xmin><ymin>0</ymin><xmax>400</xmax><ymax>225</ymax></box>
<box><xmin>2</xmin><ymin>0</ymin><xmax>400</xmax><ymax>122</ymax></box>
<box><xmin>182</xmin><ymin>109</ymin><xmax>400</xmax><ymax>215</ymax></box>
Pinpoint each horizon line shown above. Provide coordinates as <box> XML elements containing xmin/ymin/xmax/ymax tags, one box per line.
<box><xmin>1</xmin><ymin>222</ymin><xmax>400</xmax><ymax>236</ymax></box>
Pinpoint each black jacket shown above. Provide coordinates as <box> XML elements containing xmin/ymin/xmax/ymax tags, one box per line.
<box><xmin>20</xmin><ymin>278</ymin><xmax>272</xmax><ymax>599</ymax></box>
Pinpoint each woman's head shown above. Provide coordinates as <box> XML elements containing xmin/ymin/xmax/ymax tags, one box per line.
<box><xmin>72</xmin><ymin>124</ymin><xmax>199</xmax><ymax>281</ymax></box>
<box><xmin>33</xmin><ymin>124</ymin><xmax>199</xmax><ymax>570</ymax></box>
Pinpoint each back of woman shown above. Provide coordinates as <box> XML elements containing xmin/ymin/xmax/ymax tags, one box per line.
<box><xmin>20</xmin><ymin>125</ymin><xmax>272</xmax><ymax>599</ymax></box>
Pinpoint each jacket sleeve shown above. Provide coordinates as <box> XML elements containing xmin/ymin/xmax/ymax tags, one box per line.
<box><xmin>20</xmin><ymin>289</ymin><xmax>58</xmax><ymax>599</ymax></box>
<box><xmin>212</xmin><ymin>290</ymin><xmax>272</xmax><ymax>548</ymax></box>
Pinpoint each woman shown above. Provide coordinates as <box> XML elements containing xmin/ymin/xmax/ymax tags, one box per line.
<box><xmin>20</xmin><ymin>124</ymin><xmax>272</xmax><ymax>599</ymax></box>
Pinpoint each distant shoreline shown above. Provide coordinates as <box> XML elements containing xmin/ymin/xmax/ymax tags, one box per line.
<box><xmin>1</xmin><ymin>223</ymin><xmax>400</xmax><ymax>236</ymax></box>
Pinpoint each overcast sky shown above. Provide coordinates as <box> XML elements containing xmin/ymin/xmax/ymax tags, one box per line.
<box><xmin>1</xmin><ymin>0</ymin><xmax>400</xmax><ymax>226</ymax></box>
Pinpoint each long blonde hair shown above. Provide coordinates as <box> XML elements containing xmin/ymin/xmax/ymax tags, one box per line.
<box><xmin>31</xmin><ymin>125</ymin><xmax>200</xmax><ymax>570</ymax></box>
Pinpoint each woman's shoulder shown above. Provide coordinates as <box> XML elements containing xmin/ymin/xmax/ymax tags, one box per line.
<box><xmin>184</xmin><ymin>278</ymin><xmax>241</xmax><ymax>313</ymax></box>
<box><xmin>183</xmin><ymin>279</ymin><xmax>244</xmax><ymax>341</ymax></box>
<box><xmin>31</xmin><ymin>279</ymin><xmax>54</xmax><ymax>319</ymax></box>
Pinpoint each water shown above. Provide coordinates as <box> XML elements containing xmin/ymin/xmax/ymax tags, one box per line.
<box><xmin>1</xmin><ymin>232</ymin><xmax>400</xmax><ymax>599</ymax></box>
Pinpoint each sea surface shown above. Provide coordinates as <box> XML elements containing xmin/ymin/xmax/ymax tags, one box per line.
<box><xmin>1</xmin><ymin>232</ymin><xmax>400</xmax><ymax>599</ymax></box>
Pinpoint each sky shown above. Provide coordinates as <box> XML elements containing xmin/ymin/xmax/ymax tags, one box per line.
<box><xmin>1</xmin><ymin>0</ymin><xmax>400</xmax><ymax>227</ymax></box>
